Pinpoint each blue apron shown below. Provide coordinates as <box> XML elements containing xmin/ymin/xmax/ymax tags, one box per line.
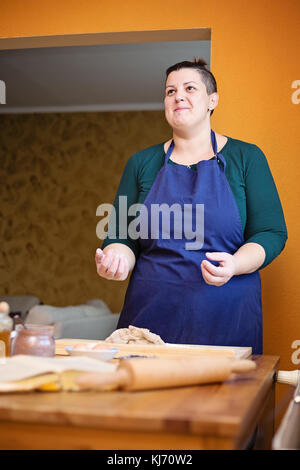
<box><xmin>117</xmin><ymin>130</ymin><xmax>262</xmax><ymax>354</ymax></box>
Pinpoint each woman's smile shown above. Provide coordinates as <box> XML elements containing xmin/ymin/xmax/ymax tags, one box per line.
<box><xmin>174</xmin><ymin>107</ymin><xmax>191</xmax><ymax>112</ymax></box>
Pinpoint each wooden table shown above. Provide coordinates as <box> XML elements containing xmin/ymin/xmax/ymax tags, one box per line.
<box><xmin>0</xmin><ymin>354</ymin><xmax>279</xmax><ymax>450</ymax></box>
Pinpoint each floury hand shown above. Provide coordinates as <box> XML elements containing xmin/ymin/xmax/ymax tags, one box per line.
<box><xmin>95</xmin><ymin>247</ymin><xmax>131</xmax><ymax>281</ymax></box>
<box><xmin>201</xmin><ymin>243</ymin><xmax>265</xmax><ymax>286</ymax></box>
<box><xmin>201</xmin><ymin>251</ymin><xmax>237</xmax><ymax>287</ymax></box>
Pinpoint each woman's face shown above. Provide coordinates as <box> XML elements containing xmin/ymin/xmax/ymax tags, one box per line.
<box><xmin>164</xmin><ymin>68</ymin><xmax>217</xmax><ymax>131</ymax></box>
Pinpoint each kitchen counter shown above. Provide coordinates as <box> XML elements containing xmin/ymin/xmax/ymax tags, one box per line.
<box><xmin>0</xmin><ymin>354</ymin><xmax>279</xmax><ymax>450</ymax></box>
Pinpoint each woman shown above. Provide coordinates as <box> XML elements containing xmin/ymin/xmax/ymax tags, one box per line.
<box><xmin>95</xmin><ymin>59</ymin><xmax>287</xmax><ymax>354</ymax></box>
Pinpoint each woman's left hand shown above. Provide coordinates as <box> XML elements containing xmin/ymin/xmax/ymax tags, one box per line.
<box><xmin>201</xmin><ymin>252</ymin><xmax>237</xmax><ymax>287</ymax></box>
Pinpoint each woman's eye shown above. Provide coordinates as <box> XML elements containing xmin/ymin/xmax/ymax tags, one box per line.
<box><xmin>166</xmin><ymin>89</ymin><xmax>175</xmax><ymax>96</ymax></box>
<box><xmin>187</xmin><ymin>86</ymin><xmax>195</xmax><ymax>91</ymax></box>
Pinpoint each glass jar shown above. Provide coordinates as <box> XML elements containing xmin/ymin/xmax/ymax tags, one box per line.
<box><xmin>0</xmin><ymin>311</ymin><xmax>13</xmax><ymax>357</ymax></box>
<box><xmin>11</xmin><ymin>324</ymin><xmax>55</xmax><ymax>357</ymax></box>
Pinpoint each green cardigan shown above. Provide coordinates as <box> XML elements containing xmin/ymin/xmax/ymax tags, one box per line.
<box><xmin>102</xmin><ymin>136</ymin><xmax>287</xmax><ymax>269</ymax></box>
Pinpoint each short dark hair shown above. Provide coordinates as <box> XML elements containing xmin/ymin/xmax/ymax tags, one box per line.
<box><xmin>166</xmin><ymin>58</ymin><xmax>217</xmax><ymax>115</ymax></box>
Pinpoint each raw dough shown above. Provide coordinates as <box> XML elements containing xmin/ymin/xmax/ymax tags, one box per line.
<box><xmin>104</xmin><ymin>325</ymin><xmax>165</xmax><ymax>345</ymax></box>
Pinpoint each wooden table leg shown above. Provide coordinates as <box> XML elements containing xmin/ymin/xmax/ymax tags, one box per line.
<box><xmin>253</xmin><ymin>381</ymin><xmax>275</xmax><ymax>449</ymax></box>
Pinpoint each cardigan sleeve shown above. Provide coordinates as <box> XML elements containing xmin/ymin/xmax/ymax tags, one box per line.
<box><xmin>101</xmin><ymin>153</ymin><xmax>141</xmax><ymax>259</ymax></box>
<box><xmin>243</xmin><ymin>145</ymin><xmax>287</xmax><ymax>268</ymax></box>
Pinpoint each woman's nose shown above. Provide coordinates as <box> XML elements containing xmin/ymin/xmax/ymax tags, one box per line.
<box><xmin>175</xmin><ymin>93</ymin><xmax>184</xmax><ymax>102</ymax></box>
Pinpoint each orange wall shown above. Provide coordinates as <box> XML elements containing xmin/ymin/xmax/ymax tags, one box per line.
<box><xmin>1</xmin><ymin>0</ymin><xmax>300</xmax><ymax>425</ymax></box>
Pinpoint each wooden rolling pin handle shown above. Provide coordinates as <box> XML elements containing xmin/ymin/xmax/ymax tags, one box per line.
<box><xmin>230</xmin><ymin>360</ymin><xmax>257</xmax><ymax>373</ymax></box>
<box><xmin>276</xmin><ymin>370</ymin><xmax>299</xmax><ymax>387</ymax></box>
<box><xmin>76</xmin><ymin>369</ymin><xmax>129</xmax><ymax>390</ymax></box>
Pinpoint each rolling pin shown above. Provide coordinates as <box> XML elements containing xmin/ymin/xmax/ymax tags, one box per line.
<box><xmin>76</xmin><ymin>356</ymin><xmax>256</xmax><ymax>391</ymax></box>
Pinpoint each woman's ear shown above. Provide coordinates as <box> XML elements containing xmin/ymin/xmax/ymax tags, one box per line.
<box><xmin>208</xmin><ymin>92</ymin><xmax>219</xmax><ymax>112</ymax></box>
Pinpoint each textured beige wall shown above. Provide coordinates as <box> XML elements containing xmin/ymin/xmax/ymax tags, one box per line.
<box><xmin>0</xmin><ymin>111</ymin><xmax>171</xmax><ymax>312</ymax></box>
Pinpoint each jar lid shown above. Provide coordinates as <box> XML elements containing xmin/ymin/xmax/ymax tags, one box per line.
<box><xmin>20</xmin><ymin>324</ymin><xmax>54</xmax><ymax>334</ymax></box>
<box><xmin>0</xmin><ymin>302</ymin><xmax>10</xmax><ymax>315</ymax></box>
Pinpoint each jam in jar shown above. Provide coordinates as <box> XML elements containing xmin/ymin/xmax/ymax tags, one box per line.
<box><xmin>11</xmin><ymin>324</ymin><xmax>55</xmax><ymax>357</ymax></box>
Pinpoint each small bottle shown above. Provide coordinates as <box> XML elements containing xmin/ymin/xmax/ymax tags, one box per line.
<box><xmin>0</xmin><ymin>301</ymin><xmax>13</xmax><ymax>357</ymax></box>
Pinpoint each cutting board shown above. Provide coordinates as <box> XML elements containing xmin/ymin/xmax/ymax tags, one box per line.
<box><xmin>55</xmin><ymin>338</ymin><xmax>252</xmax><ymax>359</ymax></box>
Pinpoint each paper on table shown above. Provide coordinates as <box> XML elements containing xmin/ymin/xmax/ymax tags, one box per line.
<box><xmin>0</xmin><ymin>355</ymin><xmax>117</xmax><ymax>383</ymax></box>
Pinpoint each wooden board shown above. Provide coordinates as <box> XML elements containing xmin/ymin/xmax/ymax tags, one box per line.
<box><xmin>55</xmin><ymin>338</ymin><xmax>252</xmax><ymax>359</ymax></box>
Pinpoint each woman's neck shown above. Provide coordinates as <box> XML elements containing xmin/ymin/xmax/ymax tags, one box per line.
<box><xmin>172</xmin><ymin>125</ymin><xmax>213</xmax><ymax>161</ymax></box>
<box><xmin>164</xmin><ymin>125</ymin><xmax>228</xmax><ymax>164</ymax></box>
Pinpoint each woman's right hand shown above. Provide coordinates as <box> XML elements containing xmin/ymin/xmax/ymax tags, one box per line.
<box><xmin>95</xmin><ymin>247</ymin><xmax>131</xmax><ymax>281</ymax></box>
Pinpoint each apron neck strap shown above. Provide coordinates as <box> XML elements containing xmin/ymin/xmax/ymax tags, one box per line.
<box><xmin>165</xmin><ymin>140</ymin><xmax>175</xmax><ymax>162</ymax></box>
<box><xmin>165</xmin><ymin>132</ymin><xmax>226</xmax><ymax>169</ymax></box>
<box><xmin>210</xmin><ymin>129</ymin><xmax>218</xmax><ymax>155</ymax></box>
<box><xmin>211</xmin><ymin>129</ymin><xmax>226</xmax><ymax>169</ymax></box>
